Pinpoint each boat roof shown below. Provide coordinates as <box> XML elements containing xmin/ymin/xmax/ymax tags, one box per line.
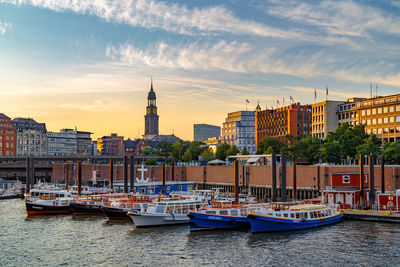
<box><xmin>289</xmin><ymin>204</ymin><xmax>328</xmax><ymax>211</ymax></box>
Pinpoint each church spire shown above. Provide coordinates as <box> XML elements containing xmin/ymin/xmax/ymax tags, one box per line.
<box><xmin>150</xmin><ymin>77</ymin><xmax>153</xmax><ymax>91</ymax></box>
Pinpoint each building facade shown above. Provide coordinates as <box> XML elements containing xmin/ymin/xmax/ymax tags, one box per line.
<box><xmin>193</xmin><ymin>124</ymin><xmax>221</xmax><ymax>142</ymax></box>
<box><xmin>355</xmin><ymin>94</ymin><xmax>400</xmax><ymax>142</ymax></box>
<box><xmin>255</xmin><ymin>103</ymin><xmax>312</xmax><ymax>147</ymax></box>
<box><xmin>12</xmin><ymin>118</ymin><xmax>47</xmax><ymax>156</ymax></box>
<box><xmin>221</xmin><ymin>111</ymin><xmax>255</xmax><ymax>154</ymax></box>
<box><xmin>97</xmin><ymin>133</ymin><xmax>124</xmax><ymax>156</ymax></box>
<box><xmin>144</xmin><ymin>80</ymin><xmax>159</xmax><ymax>139</ymax></box>
<box><xmin>48</xmin><ymin>128</ymin><xmax>92</xmax><ymax>156</ymax></box>
<box><xmin>0</xmin><ymin>113</ymin><xmax>16</xmax><ymax>156</ymax></box>
<box><xmin>312</xmin><ymin>100</ymin><xmax>344</xmax><ymax>138</ymax></box>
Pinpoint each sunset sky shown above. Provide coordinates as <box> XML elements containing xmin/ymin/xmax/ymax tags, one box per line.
<box><xmin>1</xmin><ymin>0</ymin><xmax>400</xmax><ymax>140</ymax></box>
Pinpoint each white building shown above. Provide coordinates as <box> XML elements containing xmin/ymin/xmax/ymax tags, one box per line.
<box><xmin>221</xmin><ymin>111</ymin><xmax>255</xmax><ymax>154</ymax></box>
<box><xmin>12</xmin><ymin>118</ymin><xmax>47</xmax><ymax>156</ymax></box>
<box><xmin>47</xmin><ymin>128</ymin><xmax>92</xmax><ymax>156</ymax></box>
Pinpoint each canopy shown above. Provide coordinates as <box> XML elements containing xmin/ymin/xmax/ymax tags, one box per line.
<box><xmin>208</xmin><ymin>159</ymin><xmax>226</xmax><ymax>165</ymax></box>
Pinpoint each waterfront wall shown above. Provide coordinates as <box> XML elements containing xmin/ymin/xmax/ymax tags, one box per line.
<box><xmin>51</xmin><ymin>163</ymin><xmax>400</xmax><ymax>192</ymax></box>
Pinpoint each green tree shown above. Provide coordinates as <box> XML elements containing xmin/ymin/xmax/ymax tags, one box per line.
<box><xmin>291</xmin><ymin>136</ymin><xmax>321</xmax><ymax>164</ymax></box>
<box><xmin>188</xmin><ymin>141</ymin><xmax>205</xmax><ymax>161</ymax></box>
<box><xmin>144</xmin><ymin>158</ymin><xmax>158</xmax><ymax>165</ymax></box>
<box><xmin>170</xmin><ymin>141</ymin><xmax>190</xmax><ymax>161</ymax></box>
<box><xmin>216</xmin><ymin>143</ymin><xmax>231</xmax><ymax>160</ymax></box>
<box><xmin>356</xmin><ymin>138</ymin><xmax>381</xmax><ymax>157</ymax></box>
<box><xmin>383</xmin><ymin>140</ymin><xmax>400</xmax><ymax>164</ymax></box>
<box><xmin>156</xmin><ymin>141</ymin><xmax>173</xmax><ymax>158</ymax></box>
<box><xmin>139</xmin><ymin>146</ymin><xmax>156</xmax><ymax>156</ymax></box>
<box><xmin>241</xmin><ymin>147</ymin><xmax>249</xmax><ymax>155</ymax></box>
<box><xmin>182</xmin><ymin>149</ymin><xmax>193</xmax><ymax>162</ymax></box>
<box><xmin>321</xmin><ymin>142</ymin><xmax>341</xmax><ymax>164</ymax></box>
<box><xmin>227</xmin><ymin>145</ymin><xmax>239</xmax><ymax>157</ymax></box>
<box><xmin>200</xmin><ymin>148</ymin><xmax>214</xmax><ymax>161</ymax></box>
<box><xmin>257</xmin><ymin>136</ymin><xmax>286</xmax><ymax>154</ymax></box>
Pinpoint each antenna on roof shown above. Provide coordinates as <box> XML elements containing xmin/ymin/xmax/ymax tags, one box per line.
<box><xmin>370</xmin><ymin>83</ymin><xmax>372</xmax><ymax>98</ymax></box>
<box><xmin>376</xmin><ymin>83</ymin><xmax>378</xmax><ymax>97</ymax></box>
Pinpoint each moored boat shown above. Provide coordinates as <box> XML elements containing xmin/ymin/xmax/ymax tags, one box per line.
<box><xmin>189</xmin><ymin>201</ymin><xmax>266</xmax><ymax>231</ymax></box>
<box><xmin>248</xmin><ymin>203</ymin><xmax>343</xmax><ymax>233</ymax></box>
<box><xmin>25</xmin><ymin>191</ymin><xmax>73</xmax><ymax>216</ymax></box>
<box><xmin>70</xmin><ymin>195</ymin><xmax>111</xmax><ymax>216</ymax></box>
<box><xmin>102</xmin><ymin>195</ymin><xmax>153</xmax><ymax>220</ymax></box>
<box><xmin>128</xmin><ymin>199</ymin><xmax>203</xmax><ymax>227</ymax></box>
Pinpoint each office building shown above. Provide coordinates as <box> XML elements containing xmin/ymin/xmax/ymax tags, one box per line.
<box><xmin>193</xmin><ymin>124</ymin><xmax>221</xmax><ymax>142</ymax></box>
<box><xmin>221</xmin><ymin>111</ymin><xmax>255</xmax><ymax>154</ymax></box>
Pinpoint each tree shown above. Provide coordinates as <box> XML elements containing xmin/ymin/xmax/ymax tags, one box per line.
<box><xmin>241</xmin><ymin>147</ymin><xmax>249</xmax><ymax>155</ymax></box>
<box><xmin>383</xmin><ymin>140</ymin><xmax>400</xmax><ymax>164</ymax></box>
<box><xmin>188</xmin><ymin>141</ymin><xmax>205</xmax><ymax>161</ymax></box>
<box><xmin>182</xmin><ymin>149</ymin><xmax>193</xmax><ymax>162</ymax></box>
<box><xmin>321</xmin><ymin>142</ymin><xmax>341</xmax><ymax>164</ymax></box>
<box><xmin>139</xmin><ymin>146</ymin><xmax>156</xmax><ymax>156</ymax></box>
<box><xmin>216</xmin><ymin>143</ymin><xmax>231</xmax><ymax>160</ymax></box>
<box><xmin>256</xmin><ymin>136</ymin><xmax>286</xmax><ymax>154</ymax></box>
<box><xmin>291</xmin><ymin>136</ymin><xmax>321</xmax><ymax>164</ymax></box>
<box><xmin>227</xmin><ymin>145</ymin><xmax>239</xmax><ymax>157</ymax></box>
<box><xmin>144</xmin><ymin>158</ymin><xmax>158</xmax><ymax>165</ymax></box>
<box><xmin>356</xmin><ymin>138</ymin><xmax>381</xmax><ymax>157</ymax></box>
<box><xmin>170</xmin><ymin>141</ymin><xmax>190</xmax><ymax>161</ymax></box>
<box><xmin>200</xmin><ymin>148</ymin><xmax>214</xmax><ymax>161</ymax></box>
<box><xmin>156</xmin><ymin>141</ymin><xmax>173</xmax><ymax>158</ymax></box>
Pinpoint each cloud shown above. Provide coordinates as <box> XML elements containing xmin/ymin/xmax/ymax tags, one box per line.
<box><xmin>106</xmin><ymin>41</ymin><xmax>327</xmax><ymax>78</ymax></box>
<box><xmin>265</xmin><ymin>0</ymin><xmax>400</xmax><ymax>38</ymax></box>
<box><xmin>2</xmin><ymin>0</ymin><xmax>301</xmax><ymax>38</ymax></box>
<box><xmin>0</xmin><ymin>19</ymin><xmax>11</xmax><ymax>35</ymax></box>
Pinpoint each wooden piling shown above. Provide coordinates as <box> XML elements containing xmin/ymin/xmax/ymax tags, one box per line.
<box><xmin>234</xmin><ymin>159</ymin><xmax>239</xmax><ymax>204</ymax></box>
<box><xmin>162</xmin><ymin>164</ymin><xmax>166</xmax><ymax>195</ymax></box>
<box><xmin>292</xmin><ymin>159</ymin><xmax>297</xmax><ymax>200</ymax></box>
<box><xmin>369</xmin><ymin>154</ymin><xmax>375</xmax><ymax>208</ymax></box>
<box><xmin>271</xmin><ymin>152</ymin><xmax>277</xmax><ymax>202</ymax></box>
<box><xmin>130</xmin><ymin>156</ymin><xmax>135</xmax><ymax>192</ymax></box>
<box><xmin>123</xmin><ymin>156</ymin><xmax>128</xmax><ymax>193</ymax></box>
<box><xmin>359</xmin><ymin>154</ymin><xmax>364</xmax><ymax>209</ymax></box>
<box><xmin>281</xmin><ymin>154</ymin><xmax>287</xmax><ymax>202</ymax></box>
<box><xmin>381</xmin><ymin>155</ymin><xmax>385</xmax><ymax>193</ymax></box>
<box><xmin>109</xmin><ymin>158</ymin><xmax>114</xmax><ymax>190</ymax></box>
<box><xmin>77</xmin><ymin>161</ymin><xmax>82</xmax><ymax>196</ymax></box>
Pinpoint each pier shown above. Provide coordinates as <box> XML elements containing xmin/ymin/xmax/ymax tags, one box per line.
<box><xmin>342</xmin><ymin>209</ymin><xmax>400</xmax><ymax>223</ymax></box>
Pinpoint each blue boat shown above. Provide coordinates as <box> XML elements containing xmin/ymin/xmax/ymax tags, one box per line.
<box><xmin>248</xmin><ymin>203</ymin><xmax>343</xmax><ymax>233</ymax></box>
<box><xmin>189</xmin><ymin>201</ymin><xmax>266</xmax><ymax>231</ymax></box>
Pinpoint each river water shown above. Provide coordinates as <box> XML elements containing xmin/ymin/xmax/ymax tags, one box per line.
<box><xmin>1</xmin><ymin>199</ymin><xmax>399</xmax><ymax>266</ymax></box>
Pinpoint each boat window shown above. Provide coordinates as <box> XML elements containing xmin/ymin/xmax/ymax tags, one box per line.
<box><xmin>182</xmin><ymin>206</ymin><xmax>189</xmax><ymax>214</ymax></box>
<box><xmin>134</xmin><ymin>204</ymin><xmax>141</xmax><ymax>209</ymax></box>
<box><xmin>231</xmin><ymin>210</ymin><xmax>239</xmax><ymax>216</ymax></box>
<box><xmin>296</xmin><ymin>213</ymin><xmax>300</xmax><ymax>219</ymax></box>
<box><xmin>155</xmin><ymin>205</ymin><xmax>166</xmax><ymax>213</ymax></box>
<box><xmin>205</xmin><ymin>210</ymin><xmax>216</xmax><ymax>215</ymax></box>
<box><xmin>120</xmin><ymin>204</ymin><xmax>126</xmax><ymax>209</ymax></box>
<box><xmin>283</xmin><ymin>213</ymin><xmax>288</xmax><ymax>218</ymax></box>
<box><xmin>189</xmin><ymin>205</ymin><xmax>195</xmax><ymax>210</ymax></box>
<box><xmin>174</xmin><ymin>206</ymin><xmax>182</xmax><ymax>214</ymax></box>
<box><xmin>290</xmin><ymin>213</ymin><xmax>295</xmax><ymax>218</ymax></box>
<box><xmin>220</xmin><ymin>210</ymin><xmax>228</xmax><ymax>215</ymax></box>
<box><xmin>304</xmin><ymin>213</ymin><xmax>308</xmax><ymax>219</ymax></box>
<box><xmin>166</xmin><ymin>206</ymin><xmax>174</xmax><ymax>213</ymax></box>
<box><xmin>267</xmin><ymin>213</ymin><xmax>273</xmax><ymax>216</ymax></box>
<box><xmin>276</xmin><ymin>213</ymin><xmax>281</xmax><ymax>217</ymax></box>
<box><xmin>143</xmin><ymin>203</ymin><xmax>148</xmax><ymax>209</ymax></box>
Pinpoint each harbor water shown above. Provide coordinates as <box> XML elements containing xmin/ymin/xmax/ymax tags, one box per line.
<box><xmin>1</xmin><ymin>199</ymin><xmax>399</xmax><ymax>266</ymax></box>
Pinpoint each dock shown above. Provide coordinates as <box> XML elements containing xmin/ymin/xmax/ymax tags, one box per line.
<box><xmin>342</xmin><ymin>209</ymin><xmax>400</xmax><ymax>223</ymax></box>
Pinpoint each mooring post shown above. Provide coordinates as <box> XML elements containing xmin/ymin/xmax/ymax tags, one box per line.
<box><xmin>359</xmin><ymin>154</ymin><xmax>364</xmax><ymax>209</ymax></box>
<box><xmin>77</xmin><ymin>161</ymin><xmax>82</xmax><ymax>196</ymax></box>
<box><xmin>109</xmin><ymin>158</ymin><xmax>114</xmax><ymax>190</ymax></box>
<box><xmin>281</xmin><ymin>154</ymin><xmax>287</xmax><ymax>202</ymax></box>
<box><xmin>130</xmin><ymin>156</ymin><xmax>135</xmax><ymax>192</ymax></box>
<box><xmin>171</xmin><ymin>159</ymin><xmax>175</xmax><ymax>182</ymax></box>
<box><xmin>25</xmin><ymin>157</ymin><xmax>31</xmax><ymax>193</ymax></box>
<box><xmin>271</xmin><ymin>152</ymin><xmax>277</xmax><ymax>202</ymax></box>
<box><xmin>234</xmin><ymin>159</ymin><xmax>239</xmax><ymax>204</ymax></box>
<box><xmin>381</xmin><ymin>155</ymin><xmax>385</xmax><ymax>193</ymax></box>
<box><xmin>369</xmin><ymin>154</ymin><xmax>375</xmax><ymax>209</ymax></box>
<box><xmin>64</xmin><ymin>163</ymin><xmax>69</xmax><ymax>190</ymax></box>
<box><xmin>31</xmin><ymin>158</ymin><xmax>35</xmax><ymax>186</ymax></box>
<box><xmin>123</xmin><ymin>156</ymin><xmax>128</xmax><ymax>193</ymax></box>
<box><xmin>162</xmin><ymin>163</ymin><xmax>166</xmax><ymax>195</ymax></box>
<box><xmin>292</xmin><ymin>159</ymin><xmax>297</xmax><ymax>200</ymax></box>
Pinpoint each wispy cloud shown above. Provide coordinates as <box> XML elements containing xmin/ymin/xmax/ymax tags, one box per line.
<box><xmin>265</xmin><ymin>0</ymin><xmax>400</xmax><ymax>38</ymax></box>
<box><xmin>2</xmin><ymin>0</ymin><xmax>301</xmax><ymax>38</ymax></box>
<box><xmin>0</xmin><ymin>19</ymin><xmax>11</xmax><ymax>35</ymax></box>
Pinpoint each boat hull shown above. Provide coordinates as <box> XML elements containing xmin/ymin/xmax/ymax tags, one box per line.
<box><xmin>248</xmin><ymin>213</ymin><xmax>343</xmax><ymax>233</ymax></box>
<box><xmin>102</xmin><ymin>206</ymin><xmax>131</xmax><ymax>220</ymax></box>
<box><xmin>26</xmin><ymin>202</ymin><xmax>71</xmax><ymax>216</ymax></box>
<box><xmin>130</xmin><ymin>213</ymin><xmax>189</xmax><ymax>227</ymax></box>
<box><xmin>188</xmin><ymin>212</ymin><xmax>249</xmax><ymax>231</ymax></box>
<box><xmin>70</xmin><ymin>203</ymin><xmax>104</xmax><ymax>216</ymax></box>
<box><xmin>0</xmin><ymin>194</ymin><xmax>20</xmax><ymax>200</ymax></box>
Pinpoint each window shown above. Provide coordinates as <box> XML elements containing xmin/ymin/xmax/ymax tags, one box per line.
<box><xmin>397</xmin><ymin>116</ymin><xmax>400</xmax><ymax>122</ymax></box>
<box><xmin>390</xmin><ymin>117</ymin><xmax>395</xmax><ymax>123</ymax></box>
<box><xmin>384</xmin><ymin>117</ymin><xmax>389</xmax><ymax>124</ymax></box>
<box><xmin>384</xmin><ymin>107</ymin><xmax>388</xmax><ymax>113</ymax></box>
<box><xmin>378</xmin><ymin>128</ymin><xmax>383</xmax><ymax>134</ymax></box>
<box><xmin>390</xmin><ymin>106</ymin><xmax>394</xmax><ymax>112</ymax></box>
<box><xmin>378</xmin><ymin>118</ymin><xmax>382</xmax><ymax>124</ymax></box>
<box><xmin>220</xmin><ymin>210</ymin><xmax>228</xmax><ymax>215</ymax></box>
<box><xmin>367</xmin><ymin>120</ymin><xmax>371</xmax><ymax>125</ymax></box>
<box><xmin>378</xmin><ymin>108</ymin><xmax>382</xmax><ymax>114</ymax></box>
<box><xmin>372</xmin><ymin>119</ymin><xmax>376</xmax><ymax>125</ymax></box>
<box><xmin>366</xmin><ymin>109</ymin><xmax>371</xmax><ymax>115</ymax></box>
<box><xmin>343</xmin><ymin>175</ymin><xmax>350</xmax><ymax>184</ymax></box>
<box><xmin>372</xmin><ymin>109</ymin><xmax>376</xmax><ymax>115</ymax></box>
<box><xmin>361</xmin><ymin>110</ymin><xmax>365</xmax><ymax>116</ymax></box>
<box><xmin>396</xmin><ymin>105</ymin><xmax>400</xmax><ymax>112</ymax></box>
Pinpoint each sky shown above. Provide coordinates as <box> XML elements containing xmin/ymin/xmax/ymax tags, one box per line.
<box><xmin>0</xmin><ymin>0</ymin><xmax>400</xmax><ymax>141</ymax></box>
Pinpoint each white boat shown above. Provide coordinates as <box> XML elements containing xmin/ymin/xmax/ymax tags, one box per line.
<box><xmin>128</xmin><ymin>199</ymin><xmax>203</xmax><ymax>227</ymax></box>
<box><xmin>25</xmin><ymin>189</ymin><xmax>73</xmax><ymax>215</ymax></box>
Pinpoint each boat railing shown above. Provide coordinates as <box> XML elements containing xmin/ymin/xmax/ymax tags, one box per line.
<box><xmin>39</xmin><ymin>194</ymin><xmax>57</xmax><ymax>200</ymax></box>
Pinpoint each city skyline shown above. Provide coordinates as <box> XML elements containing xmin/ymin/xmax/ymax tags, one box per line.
<box><xmin>1</xmin><ymin>1</ymin><xmax>400</xmax><ymax>140</ymax></box>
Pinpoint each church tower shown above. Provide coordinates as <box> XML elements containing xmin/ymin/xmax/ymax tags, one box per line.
<box><xmin>144</xmin><ymin>79</ymin><xmax>159</xmax><ymax>139</ymax></box>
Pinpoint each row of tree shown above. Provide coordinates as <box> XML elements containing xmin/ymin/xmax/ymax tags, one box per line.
<box><xmin>256</xmin><ymin>123</ymin><xmax>400</xmax><ymax>164</ymax></box>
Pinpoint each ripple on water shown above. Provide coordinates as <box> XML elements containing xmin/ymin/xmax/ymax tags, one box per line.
<box><xmin>1</xmin><ymin>199</ymin><xmax>400</xmax><ymax>266</ymax></box>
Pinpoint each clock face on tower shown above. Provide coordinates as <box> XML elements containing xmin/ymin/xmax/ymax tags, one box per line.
<box><xmin>147</xmin><ymin>107</ymin><xmax>150</xmax><ymax>114</ymax></box>
<box><xmin>154</xmin><ymin>107</ymin><xmax>157</xmax><ymax>114</ymax></box>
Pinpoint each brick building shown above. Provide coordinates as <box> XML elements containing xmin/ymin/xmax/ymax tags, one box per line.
<box><xmin>97</xmin><ymin>133</ymin><xmax>124</xmax><ymax>156</ymax></box>
<box><xmin>0</xmin><ymin>113</ymin><xmax>16</xmax><ymax>156</ymax></box>
<box><xmin>255</xmin><ymin>103</ymin><xmax>312</xmax><ymax>147</ymax></box>
<box><xmin>12</xmin><ymin>118</ymin><xmax>47</xmax><ymax>156</ymax></box>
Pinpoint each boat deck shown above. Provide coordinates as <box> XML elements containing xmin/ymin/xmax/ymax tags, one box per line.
<box><xmin>342</xmin><ymin>209</ymin><xmax>400</xmax><ymax>223</ymax></box>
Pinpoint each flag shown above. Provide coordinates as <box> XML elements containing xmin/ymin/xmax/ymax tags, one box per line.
<box><xmin>283</xmin><ymin>97</ymin><xmax>285</xmax><ymax>106</ymax></box>
<box><xmin>326</xmin><ymin>84</ymin><xmax>328</xmax><ymax>95</ymax></box>
<box><xmin>277</xmin><ymin>99</ymin><xmax>280</xmax><ymax>105</ymax></box>
<box><xmin>246</xmin><ymin>99</ymin><xmax>249</xmax><ymax>103</ymax></box>
<box><xmin>314</xmin><ymin>88</ymin><xmax>317</xmax><ymax>100</ymax></box>
<box><xmin>290</xmin><ymin>96</ymin><xmax>294</xmax><ymax>102</ymax></box>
